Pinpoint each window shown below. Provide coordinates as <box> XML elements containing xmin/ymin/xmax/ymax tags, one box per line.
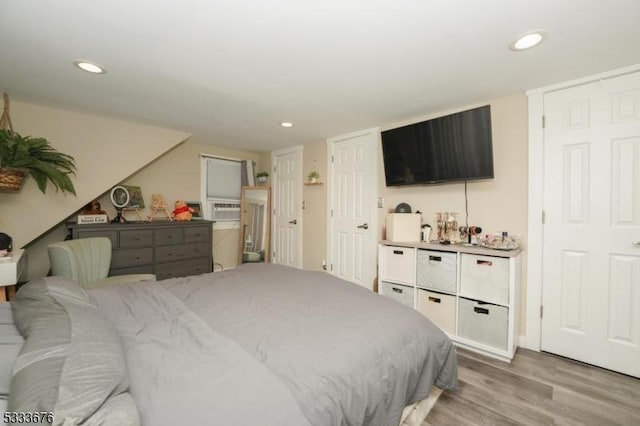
<box><xmin>201</xmin><ymin>156</ymin><xmax>242</xmax><ymax>229</ymax></box>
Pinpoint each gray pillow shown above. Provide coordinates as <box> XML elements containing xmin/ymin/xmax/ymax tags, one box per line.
<box><xmin>0</xmin><ymin>303</ymin><xmax>23</xmax><ymax>396</ymax></box>
<box><xmin>8</xmin><ymin>277</ymin><xmax>137</xmax><ymax>425</ymax></box>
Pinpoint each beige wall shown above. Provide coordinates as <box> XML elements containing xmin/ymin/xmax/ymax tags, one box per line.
<box><xmin>258</xmin><ymin>143</ymin><xmax>328</xmax><ymax>271</ymax></box>
<box><xmin>277</xmin><ymin>94</ymin><xmax>527</xmax><ymax>334</ymax></box>
<box><xmin>377</xmin><ymin>94</ymin><xmax>528</xmax><ymax>236</ymax></box>
<box><xmin>0</xmin><ymin>100</ymin><xmax>189</xmax><ymax>249</ymax></box>
<box><xmin>0</xmin><ymin>100</ymin><xmax>190</xmax><ymax>280</ymax></box>
<box><xmin>10</xmin><ymin>95</ymin><xmax>528</xmax><ymax>336</ymax></box>
<box><xmin>302</xmin><ymin>141</ymin><xmax>328</xmax><ymax>271</ymax></box>
<box><xmin>24</xmin><ymin>141</ymin><xmax>265</xmax><ymax>279</ymax></box>
<box><xmin>376</xmin><ymin>94</ymin><xmax>529</xmax><ymax>333</ymax></box>
<box><xmin>102</xmin><ymin>141</ymin><xmax>264</xmax><ymax>271</ymax></box>
<box><xmin>2</xmin><ymin>100</ymin><xmax>266</xmax><ymax>280</ymax></box>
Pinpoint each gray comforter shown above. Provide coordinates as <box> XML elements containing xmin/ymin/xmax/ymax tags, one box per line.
<box><xmin>89</xmin><ymin>264</ymin><xmax>457</xmax><ymax>426</ymax></box>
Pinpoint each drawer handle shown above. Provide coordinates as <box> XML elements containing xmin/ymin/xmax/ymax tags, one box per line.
<box><xmin>135</xmin><ymin>237</ymin><xmax>140</xmax><ymax>241</ymax></box>
<box><xmin>392</xmin><ymin>287</ymin><xmax>403</xmax><ymax>294</ymax></box>
<box><xmin>393</xmin><ymin>250</ymin><xmax>404</xmax><ymax>255</ymax></box>
<box><xmin>476</xmin><ymin>260</ymin><xmax>493</xmax><ymax>266</ymax></box>
<box><xmin>135</xmin><ymin>256</ymin><xmax>140</xmax><ymax>260</ymax></box>
<box><xmin>428</xmin><ymin>296</ymin><xmax>441</xmax><ymax>303</ymax></box>
<box><xmin>194</xmin><ymin>248</ymin><xmax>200</xmax><ymax>253</ymax></box>
<box><xmin>429</xmin><ymin>256</ymin><xmax>441</xmax><ymax>262</ymax></box>
<box><xmin>474</xmin><ymin>307</ymin><xmax>490</xmax><ymax>315</ymax></box>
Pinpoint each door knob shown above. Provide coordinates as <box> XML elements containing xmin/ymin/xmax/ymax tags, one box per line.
<box><xmin>357</xmin><ymin>223</ymin><xmax>369</xmax><ymax>230</ymax></box>
<box><xmin>289</xmin><ymin>219</ymin><xmax>297</xmax><ymax>225</ymax></box>
<box><xmin>633</xmin><ymin>241</ymin><xmax>640</xmax><ymax>247</ymax></box>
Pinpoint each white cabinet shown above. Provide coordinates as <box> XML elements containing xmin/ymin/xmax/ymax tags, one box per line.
<box><xmin>379</xmin><ymin>245</ymin><xmax>415</xmax><ymax>285</ymax></box>
<box><xmin>417</xmin><ymin>289</ymin><xmax>456</xmax><ymax>335</ymax></box>
<box><xmin>417</xmin><ymin>250</ymin><xmax>456</xmax><ymax>293</ymax></box>
<box><xmin>458</xmin><ymin>298</ymin><xmax>509</xmax><ymax>350</ymax></box>
<box><xmin>380</xmin><ymin>281</ymin><xmax>415</xmax><ymax>308</ymax></box>
<box><xmin>378</xmin><ymin>241</ymin><xmax>521</xmax><ymax>362</ymax></box>
<box><xmin>460</xmin><ymin>254</ymin><xmax>510</xmax><ymax>305</ymax></box>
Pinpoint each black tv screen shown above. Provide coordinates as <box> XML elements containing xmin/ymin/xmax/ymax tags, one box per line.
<box><xmin>381</xmin><ymin>105</ymin><xmax>494</xmax><ymax>186</ymax></box>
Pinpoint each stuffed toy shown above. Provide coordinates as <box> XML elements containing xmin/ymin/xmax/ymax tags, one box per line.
<box><xmin>172</xmin><ymin>200</ymin><xmax>193</xmax><ymax>221</ymax></box>
<box><xmin>82</xmin><ymin>199</ymin><xmax>108</xmax><ymax>216</ymax></box>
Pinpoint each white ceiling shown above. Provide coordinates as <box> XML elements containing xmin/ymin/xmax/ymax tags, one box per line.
<box><xmin>1</xmin><ymin>0</ymin><xmax>640</xmax><ymax>152</ymax></box>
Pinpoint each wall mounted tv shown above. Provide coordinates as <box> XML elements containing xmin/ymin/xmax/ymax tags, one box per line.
<box><xmin>381</xmin><ymin>105</ymin><xmax>494</xmax><ymax>186</ymax></box>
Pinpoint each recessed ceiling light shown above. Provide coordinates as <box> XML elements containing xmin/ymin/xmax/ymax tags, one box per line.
<box><xmin>73</xmin><ymin>60</ymin><xmax>106</xmax><ymax>74</ymax></box>
<box><xmin>509</xmin><ymin>30</ymin><xmax>547</xmax><ymax>51</ymax></box>
<box><xmin>280</xmin><ymin>122</ymin><xmax>294</xmax><ymax>128</ymax></box>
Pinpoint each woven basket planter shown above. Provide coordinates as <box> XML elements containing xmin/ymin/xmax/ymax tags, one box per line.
<box><xmin>0</xmin><ymin>167</ymin><xmax>28</xmax><ymax>192</ymax></box>
<box><xmin>0</xmin><ymin>93</ymin><xmax>76</xmax><ymax>194</ymax></box>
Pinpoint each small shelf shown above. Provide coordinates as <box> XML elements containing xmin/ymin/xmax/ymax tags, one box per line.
<box><xmin>304</xmin><ymin>182</ymin><xmax>323</xmax><ymax>186</ymax></box>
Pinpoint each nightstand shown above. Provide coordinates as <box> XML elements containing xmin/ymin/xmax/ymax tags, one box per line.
<box><xmin>0</xmin><ymin>249</ymin><xmax>26</xmax><ymax>302</ymax></box>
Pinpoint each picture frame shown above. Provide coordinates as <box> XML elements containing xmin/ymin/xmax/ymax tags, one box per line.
<box><xmin>186</xmin><ymin>201</ymin><xmax>203</xmax><ymax>219</ymax></box>
<box><xmin>122</xmin><ymin>185</ymin><xmax>145</xmax><ymax>209</ymax></box>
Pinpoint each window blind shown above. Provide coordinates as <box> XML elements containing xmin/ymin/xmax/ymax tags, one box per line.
<box><xmin>205</xmin><ymin>157</ymin><xmax>241</xmax><ymax>200</ymax></box>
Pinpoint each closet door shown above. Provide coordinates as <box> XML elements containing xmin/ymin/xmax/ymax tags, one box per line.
<box><xmin>541</xmin><ymin>71</ymin><xmax>640</xmax><ymax>377</ymax></box>
<box><xmin>327</xmin><ymin>128</ymin><xmax>378</xmax><ymax>290</ymax></box>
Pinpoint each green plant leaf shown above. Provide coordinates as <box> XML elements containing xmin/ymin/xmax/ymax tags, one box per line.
<box><xmin>0</xmin><ymin>129</ymin><xmax>77</xmax><ymax>194</ymax></box>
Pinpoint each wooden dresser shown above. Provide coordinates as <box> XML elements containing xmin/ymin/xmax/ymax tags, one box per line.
<box><xmin>67</xmin><ymin>221</ymin><xmax>213</xmax><ymax>280</ymax></box>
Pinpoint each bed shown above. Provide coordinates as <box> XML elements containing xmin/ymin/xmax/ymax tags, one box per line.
<box><xmin>3</xmin><ymin>263</ymin><xmax>457</xmax><ymax>426</ymax></box>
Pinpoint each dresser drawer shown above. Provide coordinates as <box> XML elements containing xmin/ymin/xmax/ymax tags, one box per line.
<box><xmin>155</xmin><ymin>258</ymin><xmax>212</xmax><ymax>280</ymax></box>
<box><xmin>74</xmin><ymin>230</ymin><xmax>118</xmax><ymax>247</ymax></box>
<box><xmin>458</xmin><ymin>297</ymin><xmax>508</xmax><ymax>351</ymax></box>
<box><xmin>460</xmin><ymin>254</ymin><xmax>510</xmax><ymax>305</ymax></box>
<box><xmin>379</xmin><ymin>281</ymin><xmax>415</xmax><ymax>308</ymax></box>
<box><xmin>417</xmin><ymin>289</ymin><xmax>456</xmax><ymax>335</ymax></box>
<box><xmin>380</xmin><ymin>245</ymin><xmax>415</xmax><ymax>285</ymax></box>
<box><xmin>155</xmin><ymin>242</ymin><xmax>210</xmax><ymax>263</ymax></box>
<box><xmin>417</xmin><ymin>250</ymin><xmax>457</xmax><ymax>293</ymax></box>
<box><xmin>111</xmin><ymin>248</ymin><xmax>153</xmax><ymax>268</ymax></box>
<box><xmin>155</xmin><ymin>228</ymin><xmax>184</xmax><ymax>246</ymax></box>
<box><xmin>110</xmin><ymin>265</ymin><xmax>155</xmax><ymax>276</ymax></box>
<box><xmin>119</xmin><ymin>229</ymin><xmax>153</xmax><ymax>248</ymax></box>
<box><xmin>184</xmin><ymin>225</ymin><xmax>211</xmax><ymax>243</ymax></box>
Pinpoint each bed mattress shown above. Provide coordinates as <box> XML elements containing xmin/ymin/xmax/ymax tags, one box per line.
<box><xmin>88</xmin><ymin>263</ymin><xmax>457</xmax><ymax>426</ymax></box>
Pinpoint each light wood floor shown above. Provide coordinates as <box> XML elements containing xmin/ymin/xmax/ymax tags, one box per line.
<box><xmin>424</xmin><ymin>347</ymin><xmax>640</xmax><ymax>425</ymax></box>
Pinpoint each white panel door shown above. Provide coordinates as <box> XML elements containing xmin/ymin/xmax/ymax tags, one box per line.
<box><xmin>328</xmin><ymin>129</ymin><xmax>378</xmax><ymax>290</ymax></box>
<box><xmin>272</xmin><ymin>146</ymin><xmax>303</xmax><ymax>268</ymax></box>
<box><xmin>542</xmin><ymin>71</ymin><xmax>640</xmax><ymax>377</ymax></box>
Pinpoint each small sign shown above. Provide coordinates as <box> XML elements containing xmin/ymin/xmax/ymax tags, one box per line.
<box><xmin>77</xmin><ymin>214</ymin><xmax>108</xmax><ymax>224</ymax></box>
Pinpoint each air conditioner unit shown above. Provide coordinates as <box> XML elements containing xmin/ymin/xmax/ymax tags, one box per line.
<box><xmin>210</xmin><ymin>201</ymin><xmax>241</xmax><ymax>222</ymax></box>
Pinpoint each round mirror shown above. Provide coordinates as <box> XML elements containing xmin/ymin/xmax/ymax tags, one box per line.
<box><xmin>110</xmin><ymin>186</ymin><xmax>130</xmax><ymax>208</ymax></box>
<box><xmin>110</xmin><ymin>185</ymin><xmax>130</xmax><ymax>223</ymax></box>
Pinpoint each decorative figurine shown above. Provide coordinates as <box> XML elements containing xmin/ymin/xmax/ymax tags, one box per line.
<box><xmin>148</xmin><ymin>194</ymin><xmax>172</xmax><ymax>221</ymax></box>
<box><xmin>82</xmin><ymin>199</ymin><xmax>108</xmax><ymax>216</ymax></box>
<box><xmin>172</xmin><ymin>200</ymin><xmax>193</xmax><ymax>221</ymax></box>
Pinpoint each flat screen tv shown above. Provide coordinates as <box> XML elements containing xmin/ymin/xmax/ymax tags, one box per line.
<box><xmin>381</xmin><ymin>105</ymin><xmax>494</xmax><ymax>186</ymax></box>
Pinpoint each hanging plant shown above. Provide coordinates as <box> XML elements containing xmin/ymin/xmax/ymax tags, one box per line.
<box><xmin>0</xmin><ymin>92</ymin><xmax>77</xmax><ymax>194</ymax></box>
<box><xmin>0</xmin><ymin>130</ymin><xmax>77</xmax><ymax>194</ymax></box>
